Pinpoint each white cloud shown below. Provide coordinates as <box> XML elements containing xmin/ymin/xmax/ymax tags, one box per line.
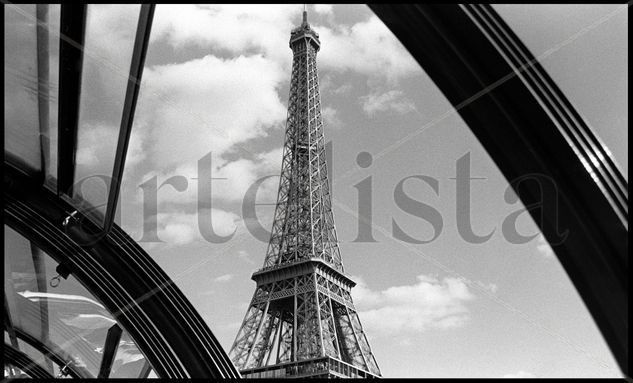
<box><xmin>151</xmin><ymin>5</ymin><xmax>418</xmax><ymax>83</ymax></box>
<box><xmin>117</xmin><ymin>5</ymin><xmax>421</xmax><ymax>245</ymax></box>
<box><xmin>332</xmin><ymin>83</ymin><xmax>352</xmax><ymax>95</ymax></box>
<box><xmin>133</xmin><ymin>146</ymin><xmax>283</xmax><ymax>207</ymax></box>
<box><xmin>536</xmin><ymin>234</ymin><xmax>555</xmax><ymax>259</ymax></box>
<box><xmin>76</xmin><ymin>122</ymin><xmax>145</xmax><ymax>175</ymax></box>
<box><xmin>475</xmin><ymin>281</ymin><xmax>499</xmax><ymax>294</ymax></box>
<box><xmin>151</xmin><ymin>5</ymin><xmax>300</xmax><ymax>68</ymax></box>
<box><xmin>76</xmin><ymin>147</ymin><xmax>99</xmax><ymax>169</ymax></box>
<box><xmin>159</xmin><ymin>221</ymin><xmax>195</xmax><ymax>245</ymax></box>
<box><xmin>79</xmin><ymin>5</ymin><xmax>144</xmax><ymax>123</ymax></box>
<box><xmin>313</xmin><ymin>4</ymin><xmax>333</xmax><ymax>15</ymax></box>
<box><xmin>352</xmin><ymin>275</ymin><xmax>475</xmax><ymax>336</ymax></box>
<box><xmin>502</xmin><ymin>371</ymin><xmax>536</xmax><ymax>378</ymax></box>
<box><xmin>124</xmin><ymin>53</ymin><xmax>289</xmax><ymax>207</ymax></box>
<box><xmin>255</xmin><ymin>147</ymin><xmax>284</xmax><ymax>173</ymax></box>
<box><xmin>75</xmin><ymin>123</ymin><xmax>118</xmax><ymax>169</ymax></box>
<box><xmin>72</xmin><ymin>5</ymin><xmax>421</xmax><ymax>193</ymax></box>
<box><xmin>316</xmin><ymin>16</ymin><xmax>420</xmax><ymax>84</ymax></box>
<box><xmin>215</xmin><ymin>273</ymin><xmax>234</xmax><ymax>282</ymax></box>
<box><xmin>238</xmin><ymin>250</ymin><xmax>255</xmax><ymax>265</ymax></box>
<box><xmin>136</xmin><ymin>54</ymin><xmax>286</xmax><ymax>170</ymax></box>
<box><xmin>322</xmin><ymin>106</ymin><xmax>343</xmax><ymax>129</ymax></box>
<box><xmin>152</xmin><ymin>208</ymin><xmax>240</xmax><ymax>246</ymax></box>
<box><xmin>360</xmin><ymin>90</ymin><xmax>416</xmax><ymax>116</ymax></box>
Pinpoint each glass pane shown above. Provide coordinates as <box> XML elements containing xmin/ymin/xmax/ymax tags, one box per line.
<box><xmin>4</xmin><ymin>363</ymin><xmax>30</xmax><ymax>379</ymax></box>
<box><xmin>109</xmin><ymin>331</ymin><xmax>147</xmax><ymax>378</ymax></box>
<box><xmin>4</xmin><ymin>225</ymin><xmax>151</xmax><ymax>378</ymax></box>
<box><xmin>4</xmin><ymin>4</ymin><xmax>60</xmax><ymax>182</ymax></box>
<box><xmin>4</xmin><ymin>4</ymin><xmax>41</xmax><ymax>171</ymax></box>
<box><xmin>72</xmin><ymin>4</ymin><xmax>141</xmax><ymax>224</ymax></box>
<box><xmin>117</xmin><ymin>4</ymin><xmax>623</xmax><ymax>378</ymax></box>
<box><xmin>492</xmin><ymin>4</ymin><xmax>628</xmax><ymax>179</ymax></box>
<box><xmin>16</xmin><ymin>339</ymin><xmax>67</xmax><ymax>377</ymax></box>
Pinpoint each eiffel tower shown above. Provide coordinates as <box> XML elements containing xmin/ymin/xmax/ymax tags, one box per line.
<box><xmin>228</xmin><ymin>8</ymin><xmax>381</xmax><ymax>379</ymax></box>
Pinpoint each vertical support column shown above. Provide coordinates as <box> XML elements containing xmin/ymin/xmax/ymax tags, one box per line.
<box><xmin>30</xmin><ymin>244</ymin><xmax>54</xmax><ymax>374</ymax></box>
<box><xmin>313</xmin><ymin>273</ymin><xmax>325</xmax><ymax>357</ymax></box>
<box><xmin>327</xmin><ymin>281</ymin><xmax>342</xmax><ymax>359</ymax></box>
<box><xmin>273</xmin><ymin>308</ymin><xmax>285</xmax><ymax>365</ymax></box>
<box><xmin>244</xmin><ymin>299</ymin><xmax>270</xmax><ymax>369</ymax></box>
<box><xmin>344</xmin><ymin>305</ymin><xmax>369</xmax><ymax>372</ymax></box>
<box><xmin>292</xmin><ymin>279</ymin><xmax>298</xmax><ymax>361</ymax></box>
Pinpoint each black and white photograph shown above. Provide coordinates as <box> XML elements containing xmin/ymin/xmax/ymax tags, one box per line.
<box><xmin>3</xmin><ymin>3</ymin><xmax>628</xmax><ymax>379</ymax></box>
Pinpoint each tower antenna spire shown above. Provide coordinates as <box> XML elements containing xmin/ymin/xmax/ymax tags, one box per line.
<box><xmin>302</xmin><ymin>3</ymin><xmax>308</xmax><ymax>25</ymax></box>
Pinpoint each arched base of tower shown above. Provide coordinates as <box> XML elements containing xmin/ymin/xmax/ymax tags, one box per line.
<box><xmin>240</xmin><ymin>356</ymin><xmax>380</xmax><ymax>379</ymax></box>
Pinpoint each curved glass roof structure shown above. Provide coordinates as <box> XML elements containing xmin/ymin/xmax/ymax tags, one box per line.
<box><xmin>4</xmin><ymin>4</ymin><xmax>238</xmax><ymax>378</ymax></box>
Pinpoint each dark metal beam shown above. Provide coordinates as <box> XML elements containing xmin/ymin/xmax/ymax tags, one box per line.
<box><xmin>103</xmin><ymin>4</ymin><xmax>155</xmax><ymax>233</ymax></box>
<box><xmin>98</xmin><ymin>324</ymin><xmax>123</xmax><ymax>378</ymax></box>
<box><xmin>4</xmin><ymin>344</ymin><xmax>55</xmax><ymax>379</ymax></box>
<box><xmin>369</xmin><ymin>4</ymin><xmax>628</xmax><ymax>376</ymax></box>
<box><xmin>56</xmin><ymin>4</ymin><xmax>87</xmax><ymax>197</ymax></box>
<box><xmin>138</xmin><ymin>360</ymin><xmax>153</xmax><ymax>378</ymax></box>
<box><xmin>29</xmin><ymin>243</ymin><xmax>55</xmax><ymax>374</ymax></box>
<box><xmin>13</xmin><ymin>327</ymin><xmax>89</xmax><ymax>379</ymax></box>
<box><xmin>36</xmin><ymin>5</ymin><xmax>51</xmax><ymax>180</ymax></box>
<box><xmin>4</xmin><ymin>293</ymin><xmax>20</xmax><ymax>349</ymax></box>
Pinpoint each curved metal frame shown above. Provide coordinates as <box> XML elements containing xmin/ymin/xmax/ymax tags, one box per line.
<box><xmin>4</xmin><ymin>343</ymin><xmax>55</xmax><ymax>379</ymax></box>
<box><xmin>369</xmin><ymin>4</ymin><xmax>628</xmax><ymax>376</ymax></box>
<box><xmin>5</xmin><ymin>3</ymin><xmax>239</xmax><ymax>378</ymax></box>
<box><xmin>10</xmin><ymin>328</ymin><xmax>89</xmax><ymax>379</ymax></box>
<box><xmin>3</xmin><ymin>162</ymin><xmax>240</xmax><ymax>378</ymax></box>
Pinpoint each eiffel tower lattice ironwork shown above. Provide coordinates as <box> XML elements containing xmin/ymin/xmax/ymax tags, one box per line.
<box><xmin>228</xmin><ymin>9</ymin><xmax>381</xmax><ymax>380</ymax></box>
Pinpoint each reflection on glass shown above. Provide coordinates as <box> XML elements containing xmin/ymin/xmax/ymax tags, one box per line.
<box><xmin>4</xmin><ymin>225</ymin><xmax>150</xmax><ymax>378</ymax></box>
<box><xmin>73</xmin><ymin>4</ymin><xmax>141</xmax><ymax>224</ymax></box>
<box><xmin>16</xmin><ymin>339</ymin><xmax>68</xmax><ymax>378</ymax></box>
<box><xmin>4</xmin><ymin>4</ymin><xmax>41</xmax><ymax>171</ymax></box>
<box><xmin>109</xmin><ymin>332</ymin><xmax>147</xmax><ymax>378</ymax></box>
<box><xmin>4</xmin><ymin>363</ymin><xmax>30</xmax><ymax>379</ymax></box>
<box><xmin>4</xmin><ymin>4</ymin><xmax>60</xmax><ymax>181</ymax></box>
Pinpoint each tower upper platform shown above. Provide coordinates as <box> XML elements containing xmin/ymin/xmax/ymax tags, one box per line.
<box><xmin>290</xmin><ymin>10</ymin><xmax>320</xmax><ymax>51</ymax></box>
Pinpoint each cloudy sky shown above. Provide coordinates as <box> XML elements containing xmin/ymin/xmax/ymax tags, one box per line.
<box><xmin>67</xmin><ymin>4</ymin><xmax>627</xmax><ymax>377</ymax></box>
